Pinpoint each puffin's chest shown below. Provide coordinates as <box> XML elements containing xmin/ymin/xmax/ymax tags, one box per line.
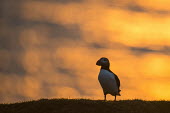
<box><xmin>98</xmin><ymin>69</ymin><xmax>115</xmax><ymax>81</ymax></box>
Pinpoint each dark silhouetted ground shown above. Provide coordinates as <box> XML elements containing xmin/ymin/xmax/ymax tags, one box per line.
<box><xmin>0</xmin><ymin>99</ymin><xmax>170</xmax><ymax>113</ymax></box>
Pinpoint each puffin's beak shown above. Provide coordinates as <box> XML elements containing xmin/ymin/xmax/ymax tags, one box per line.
<box><xmin>96</xmin><ymin>60</ymin><xmax>101</xmax><ymax>66</ymax></box>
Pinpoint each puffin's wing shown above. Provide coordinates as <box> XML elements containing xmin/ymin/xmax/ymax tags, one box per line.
<box><xmin>113</xmin><ymin>73</ymin><xmax>120</xmax><ymax>88</ymax></box>
<box><xmin>109</xmin><ymin>70</ymin><xmax>120</xmax><ymax>88</ymax></box>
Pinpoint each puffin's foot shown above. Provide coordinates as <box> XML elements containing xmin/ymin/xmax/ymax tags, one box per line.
<box><xmin>114</xmin><ymin>96</ymin><xmax>116</xmax><ymax>101</ymax></box>
<box><xmin>104</xmin><ymin>94</ymin><xmax>106</xmax><ymax>101</ymax></box>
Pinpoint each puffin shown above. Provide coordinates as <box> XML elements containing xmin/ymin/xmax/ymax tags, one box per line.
<box><xmin>96</xmin><ymin>57</ymin><xmax>121</xmax><ymax>101</ymax></box>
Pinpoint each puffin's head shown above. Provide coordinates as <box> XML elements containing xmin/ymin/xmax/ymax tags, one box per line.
<box><xmin>96</xmin><ymin>57</ymin><xmax>110</xmax><ymax>67</ymax></box>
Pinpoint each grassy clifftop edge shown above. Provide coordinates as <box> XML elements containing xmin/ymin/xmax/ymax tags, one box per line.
<box><xmin>0</xmin><ymin>99</ymin><xmax>170</xmax><ymax>113</ymax></box>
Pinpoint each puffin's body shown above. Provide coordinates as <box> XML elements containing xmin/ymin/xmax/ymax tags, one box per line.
<box><xmin>96</xmin><ymin>57</ymin><xmax>121</xmax><ymax>101</ymax></box>
<box><xmin>98</xmin><ymin>69</ymin><xmax>119</xmax><ymax>96</ymax></box>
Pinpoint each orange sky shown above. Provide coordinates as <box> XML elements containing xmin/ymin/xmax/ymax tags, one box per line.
<box><xmin>0</xmin><ymin>0</ymin><xmax>170</xmax><ymax>103</ymax></box>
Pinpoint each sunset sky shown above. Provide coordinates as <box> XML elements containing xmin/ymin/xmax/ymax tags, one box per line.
<box><xmin>0</xmin><ymin>0</ymin><xmax>170</xmax><ymax>103</ymax></box>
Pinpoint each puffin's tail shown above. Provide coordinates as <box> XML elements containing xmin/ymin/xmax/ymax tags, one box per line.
<box><xmin>118</xmin><ymin>89</ymin><xmax>121</xmax><ymax>96</ymax></box>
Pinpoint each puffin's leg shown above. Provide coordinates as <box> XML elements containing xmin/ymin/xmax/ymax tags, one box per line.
<box><xmin>114</xmin><ymin>95</ymin><xmax>116</xmax><ymax>101</ymax></box>
<box><xmin>104</xmin><ymin>94</ymin><xmax>106</xmax><ymax>101</ymax></box>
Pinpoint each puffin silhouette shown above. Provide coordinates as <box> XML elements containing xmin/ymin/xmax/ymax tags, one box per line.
<box><xmin>96</xmin><ymin>57</ymin><xmax>121</xmax><ymax>101</ymax></box>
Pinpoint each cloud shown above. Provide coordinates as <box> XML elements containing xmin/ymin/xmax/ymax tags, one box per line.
<box><xmin>130</xmin><ymin>46</ymin><xmax>170</xmax><ymax>56</ymax></box>
<box><xmin>20</xmin><ymin>0</ymin><xmax>170</xmax><ymax>48</ymax></box>
<box><xmin>1</xmin><ymin>0</ymin><xmax>170</xmax><ymax>103</ymax></box>
<box><xmin>136</xmin><ymin>0</ymin><xmax>170</xmax><ymax>11</ymax></box>
<box><xmin>34</xmin><ymin>0</ymin><xmax>84</xmax><ymax>3</ymax></box>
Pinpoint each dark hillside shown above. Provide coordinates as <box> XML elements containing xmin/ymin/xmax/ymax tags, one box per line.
<box><xmin>0</xmin><ymin>99</ymin><xmax>170</xmax><ymax>113</ymax></box>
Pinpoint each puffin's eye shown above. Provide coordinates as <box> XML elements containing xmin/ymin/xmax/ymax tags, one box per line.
<box><xmin>103</xmin><ymin>58</ymin><xmax>108</xmax><ymax>61</ymax></box>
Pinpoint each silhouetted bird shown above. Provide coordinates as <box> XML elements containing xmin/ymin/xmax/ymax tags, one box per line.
<box><xmin>96</xmin><ymin>57</ymin><xmax>121</xmax><ymax>101</ymax></box>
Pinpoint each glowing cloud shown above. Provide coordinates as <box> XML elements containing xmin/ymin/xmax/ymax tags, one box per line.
<box><xmin>0</xmin><ymin>0</ymin><xmax>170</xmax><ymax>103</ymax></box>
